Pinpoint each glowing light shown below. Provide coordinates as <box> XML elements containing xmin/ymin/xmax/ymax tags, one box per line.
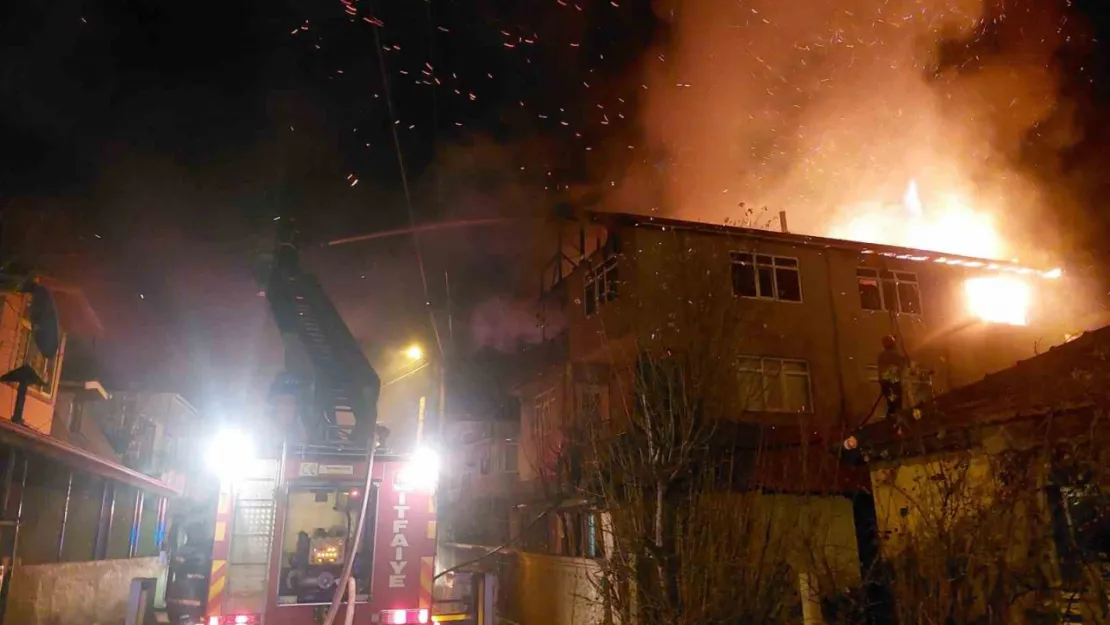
<box><xmin>828</xmin><ymin>181</ymin><xmax>1006</xmax><ymax>259</ymax></box>
<box><xmin>404</xmin><ymin>345</ymin><xmax>424</xmax><ymax>361</ymax></box>
<box><xmin>235</xmin><ymin>616</ymin><xmax>249</xmax><ymax>625</ymax></box>
<box><xmin>418</xmin><ymin>609</ymin><xmax>430</xmax><ymax>624</ymax></box>
<box><xmin>1043</xmin><ymin>268</ymin><xmax>1062</xmax><ymax>279</ymax></box>
<box><xmin>397</xmin><ymin>447</ymin><xmax>441</xmax><ymax>492</ymax></box>
<box><xmin>391</xmin><ymin>610</ymin><xmax>407</xmax><ymax>624</ymax></box>
<box><xmin>204</xmin><ymin>428</ymin><xmax>257</xmax><ymax>481</ymax></box>
<box><xmin>964</xmin><ymin>276</ymin><xmax>1031</xmax><ymax>326</ymax></box>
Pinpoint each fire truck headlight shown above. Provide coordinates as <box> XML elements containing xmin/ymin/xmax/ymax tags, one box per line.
<box><xmin>205</xmin><ymin>427</ymin><xmax>256</xmax><ymax>481</ymax></box>
<box><xmin>401</xmin><ymin>446</ymin><xmax>440</xmax><ymax>491</ymax></box>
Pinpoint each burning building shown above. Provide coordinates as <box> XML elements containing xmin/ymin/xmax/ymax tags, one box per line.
<box><xmin>491</xmin><ymin>208</ymin><xmax>1087</xmax><ymax>625</ymax></box>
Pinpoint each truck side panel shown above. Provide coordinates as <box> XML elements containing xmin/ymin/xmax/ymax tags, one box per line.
<box><xmin>372</xmin><ymin>460</ymin><xmax>437</xmax><ymax>613</ymax></box>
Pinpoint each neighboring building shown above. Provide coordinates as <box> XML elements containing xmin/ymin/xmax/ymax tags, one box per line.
<box><xmin>500</xmin><ymin>211</ymin><xmax>1083</xmax><ymax>624</ymax></box>
<box><xmin>441</xmin><ymin>418</ymin><xmax>521</xmax><ymax>548</ymax></box>
<box><xmin>0</xmin><ymin>279</ymin><xmax>182</xmax><ymax>625</ymax></box>
<box><xmin>854</xmin><ymin>325</ymin><xmax>1110</xmax><ymax>623</ymax></box>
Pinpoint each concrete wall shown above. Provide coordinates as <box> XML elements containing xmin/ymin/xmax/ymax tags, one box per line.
<box><xmin>502</xmin><ymin>552</ymin><xmax>604</xmax><ymax>625</ymax></box>
<box><xmin>6</xmin><ymin>555</ymin><xmax>166</xmax><ymax>625</ymax></box>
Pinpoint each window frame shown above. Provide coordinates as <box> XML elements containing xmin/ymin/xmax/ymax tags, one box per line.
<box><xmin>856</xmin><ymin>267</ymin><xmax>922</xmax><ymax>315</ymax></box>
<box><xmin>583</xmin><ymin>255</ymin><xmax>620</xmax><ymax>317</ymax></box>
<box><xmin>532</xmin><ymin>390</ymin><xmax>556</xmax><ymax>449</ymax></box>
<box><xmin>503</xmin><ymin>442</ymin><xmax>519</xmax><ymax>474</ymax></box>
<box><xmin>730</xmin><ymin>252</ymin><xmax>803</xmax><ymax>303</ymax></box>
<box><xmin>575</xmin><ymin>384</ymin><xmax>609</xmax><ymax>423</ymax></box>
<box><xmin>737</xmin><ymin>356</ymin><xmax>813</xmax><ymax>413</ymax></box>
<box><xmin>12</xmin><ymin>315</ymin><xmax>60</xmax><ymax>400</ymax></box>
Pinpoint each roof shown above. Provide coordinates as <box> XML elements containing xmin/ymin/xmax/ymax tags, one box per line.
<box><xmin>589</xmin><ymin>211</ymin><xmax>1060</xmax><ymax>280</ymax></box>
<box><xmin>36</xmin><ymin>276</ymin><xmax>104</xmax><ymax>337</ymax></box>
<box><xmin>0</xmin><ymin>416</ymin><xmax>179</xmax><ymax>497</ymax></box>
<box><xmin>855</xmin><ymin>325</ymin><xmax>1110</xmax><ymax>457</ymax></box>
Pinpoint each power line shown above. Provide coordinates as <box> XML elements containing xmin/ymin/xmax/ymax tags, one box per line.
<box><xmin>370</xmin><ymin>1</ymin><xmax>445</xmax><ymax>360</ymax></box>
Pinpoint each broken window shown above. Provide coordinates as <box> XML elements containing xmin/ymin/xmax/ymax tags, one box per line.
<box><xmin>731</xmin><ymin>253</ymin><xmax>802</xmax><ymax>302</ymax></box>
<box><xmin>857</xmin><ymin>268</ymin><xmax>921</xmax><ymax>314</ymax></box>
<box><xmin>738</xmin><ymin>356</ymin><xmax>812</xmax><ymax>413</ymax></box>
<box><xmin>583</xmin><ymin>255</ymin><xmax>619</xmax><ymax>316</ymax></box>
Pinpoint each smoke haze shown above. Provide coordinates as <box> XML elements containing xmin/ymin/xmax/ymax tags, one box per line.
<box><xmin>616</xmin><ymin>0</ymin><xmax>1082</xmax><ymax>260</ymax></box>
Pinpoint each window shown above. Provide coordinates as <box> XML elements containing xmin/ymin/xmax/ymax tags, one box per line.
<box><xmin>503</xmin><ymin>442</ymin><xmax>519</xmax><ymax>474</ymax></box>
<box><xmin>13</xmin><ymin>305</ymin><xmax>59</xmax><ymax>396</ymax></box>
<box><xmin>584</xmin><ymin>256</ymin><xmax>619</xmax><ymax>316</ymax></box>
<box><xmin>731</xmin><ymin>253</ymin><xmax>802</xmax><ymax>302</ymax></box>
<box><xmin>479</xmin><ymin>445</ymin><xmax>492</xmax><ymax>475</ymax></box>
<box><xmin>576</xmin><ymin>385</ymin><xmax>609</xmax><ymax>423</ymax></box>
<box><xmin>738</xmin><ymin>357</ymin><xmax>812</xmax><ymax>412</ymax></box>
<box><xmin>278</xmin><ymin>486</ymin><xmax>371</xmax><ymax>605</ymax></box>
<box><xmin>533</xmin><ymin>390</ymin><xmax>556</xmax><ymax>447</ymax></box>
<box><xmin>865</xmin><ymin>365</ymin><xmax>933</xmax><ymax>407</ymax></box>
<box><xmin>857</xmin><ymin>268</ymin><xmax>921</xmax><ymax>314</ymax></box>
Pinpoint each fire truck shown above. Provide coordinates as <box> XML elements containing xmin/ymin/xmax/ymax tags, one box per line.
<box><xmin>200</xmin><ymin>437</ymin><xmax>439</xmax><ymax>625</ymax></box>
<box><xmin>175</xmin><ymin>222</ymin><xmax>443</xmax><ymax>625</ymax></box>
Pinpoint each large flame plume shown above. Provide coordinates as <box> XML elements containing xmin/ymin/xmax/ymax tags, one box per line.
<box><xmin>829</xmin><ymin>180</ymin><xmax>1006</xmax><ymax>259</ymax></box>
<box><xmin>618</xmin><ymin>0</ymin><xmax>1077</xmax><ymax>264</ymax></box>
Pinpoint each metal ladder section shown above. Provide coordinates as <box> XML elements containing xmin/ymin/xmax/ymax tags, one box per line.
<box><xmin>268</xmin><ymin>266</ymin><xmax>379</xmax><ymax>434</ymax></box>
<box><xmin>225</xmin><ymin>459</ymin><xmax>281</xmax><ymax>614</ymax></box>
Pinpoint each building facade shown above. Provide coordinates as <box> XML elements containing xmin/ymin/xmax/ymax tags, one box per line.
<box><xmin>0</xmin><ymin>281</ymin><xmax>184</xmax><ymax>625</ymax></box>
<box><xmin>501</xmin><ymin>212</ymin><xmax>1082</xmax><ymax>624</ymax></box>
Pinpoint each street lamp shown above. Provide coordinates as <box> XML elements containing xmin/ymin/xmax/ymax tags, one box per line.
<box><xmin>404</xmin><ymin>344</ymin><xmax>424</xmax><ymax>362</ymax></box>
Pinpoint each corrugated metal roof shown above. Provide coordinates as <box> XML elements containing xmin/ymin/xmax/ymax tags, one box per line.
<box><xmin>0</xmin><ymin>417</ymin><xmax>179</xmax><ymax>497</ymax></box>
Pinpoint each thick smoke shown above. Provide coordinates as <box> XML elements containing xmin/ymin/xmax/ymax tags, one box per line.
<box><xmin>617</xmin><ymin>0</ymin><xmax>1079</xmax><ymax>259</ymax></box>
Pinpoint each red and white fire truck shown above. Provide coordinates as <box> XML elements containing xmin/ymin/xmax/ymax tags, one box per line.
<box><xmin>201</xmin><ymin>440</ymin><xmax>439</xmax><ymax>625</ymax></box>
<box><xmin>179</xmin><ymin>221</ymin><xmax>449</xmax><ymax>625</ymax></box>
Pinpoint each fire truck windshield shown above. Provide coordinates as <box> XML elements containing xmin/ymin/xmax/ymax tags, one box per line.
<box><xmin>277</xmin><ymin>486</ymin><xmax>373</xmax><ymax>605</ymax></box>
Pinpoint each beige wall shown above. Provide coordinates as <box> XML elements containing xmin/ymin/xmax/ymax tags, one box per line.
<box><xmin>503</xmin><ymin>552</ymin><xmax>604</xmax><ymax>625</ymax></box>
<box><xmin>0</xmin><ymin>293</ymin><xmax>62</xmax><ymax>433</ymax></box>
<box><xmin>6</xmin><ymin>556</ymin><xmax>166</xmax><ymax>625</ymax></box>
<box><xmin>544</xmin><ymin>224</ymin><xmax>1070</xmax><ymax>438</ymax></box>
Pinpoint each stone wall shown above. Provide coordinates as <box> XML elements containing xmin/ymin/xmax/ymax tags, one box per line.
<box><xmin>6</xmin><ymin>556</ymin><xmax>167</xmax><ymax>625</ymax></box>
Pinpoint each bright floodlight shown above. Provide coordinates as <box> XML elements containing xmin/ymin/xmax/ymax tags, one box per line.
<box><xmin>404</xmin><ymin>344</ymin><xmax>424</xmax><ymax>361</ymax></box>
<box><xmin>398</xmin><ymin>446</ymin><xmax>440</xmax><ymax>492</ymax></box>
<box><xmin>205</xmin><ymin>427</ymin><xmax>256</xmax><ymax>481</ymax></box>
<box><xmin>965</xmin><ymin>276</ymin><xmax>1031</xmax><ymax>326</ymax></box>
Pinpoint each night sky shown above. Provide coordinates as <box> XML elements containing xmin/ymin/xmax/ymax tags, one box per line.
<box><xmin>2</xmin><ymin>0</ymin><xmax>1109</xmax><ymax>417</ymax></box>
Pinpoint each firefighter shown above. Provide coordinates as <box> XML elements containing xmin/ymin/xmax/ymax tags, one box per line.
<box><xmin>166</xmin><ymin>521</ymin><xmax>211</xmax><ymax>624</ymax></box>
<box><xmin>877</xmin><ymin>335</ymin><xmax>907</xmax><ymax>417</ymax></box>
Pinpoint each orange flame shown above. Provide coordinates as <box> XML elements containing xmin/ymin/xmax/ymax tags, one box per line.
<box><xmin>827</xmin><ymin>180</ymin><xmax>1006</xmax><ymax>260</ymax></box>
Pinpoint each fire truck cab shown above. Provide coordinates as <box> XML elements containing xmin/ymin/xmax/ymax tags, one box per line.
<box><xmin>203</xmin><ymin>433</ymin><xmax>438</xmax><ymax>625</ymax></box>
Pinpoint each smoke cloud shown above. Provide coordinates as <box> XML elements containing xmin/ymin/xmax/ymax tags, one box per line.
<box><xmin>615</xmin><ymin>0</ymin><xmax>1080</xmax><ymax>260</ymax></box>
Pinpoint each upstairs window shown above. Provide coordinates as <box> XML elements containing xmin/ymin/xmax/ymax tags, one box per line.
<box><xmin>857</xmin><ymin>268</ymin><xmax>921</xmax><ymax>314</ymax></box>
<box><xmin>584</xmin><ymin>256</ymin><xmax>619</xmax><ymax>316</ymax></box>
<box><xmin>738</xmin><ymin>357</ymin><xmax>812</xmax><ymax>412</ymax></box>
<box><xmin>576</xmin><ymin>384</ymin><xmax>609</xmax><ymax>423</ymax></box>
<box><xmin>503</xmin><ymin>442</ymin><xmax>519</xmax><ymax>474</ymax></box>
<box><xmin>731</xmin><ymin>253</ymin><xmax>802</xmax><ymax>302</ymax></box>
<box><xmin>533</xmin><ymin>390</ymin><xmax>556</xmax><ymax>447</ymax></box>
<box><xmin>12</xmin><ymin>298</ymin><xmax>60</xmax><ymax>396</ymax></box>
